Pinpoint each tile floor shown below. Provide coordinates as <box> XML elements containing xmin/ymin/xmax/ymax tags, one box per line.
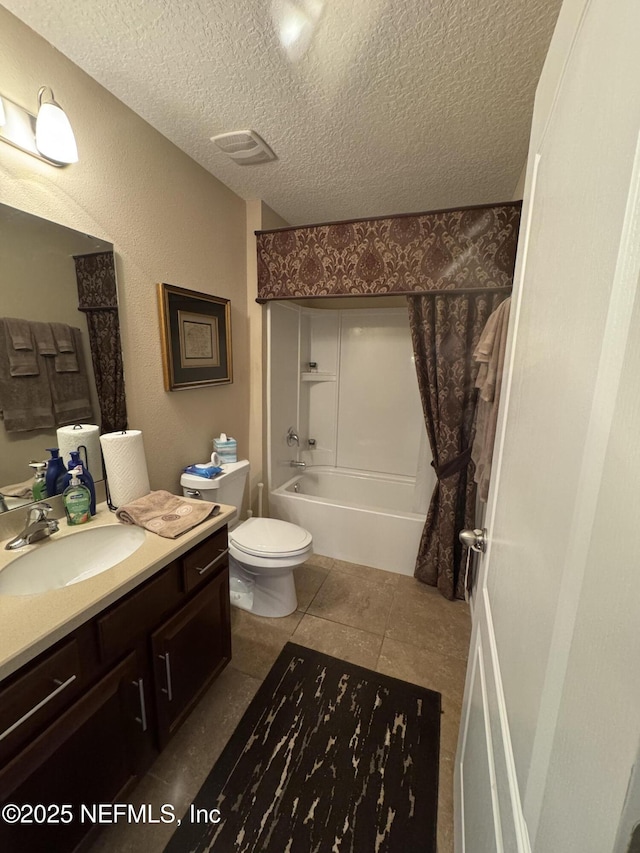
<box><xmin>89</xmin><ymin>555</ymin><xmax>471</xmax><ymax>853</ymax></box>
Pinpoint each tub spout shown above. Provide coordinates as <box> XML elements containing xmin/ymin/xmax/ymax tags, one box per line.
<box><xmin>289</xmin><ymin>460</ymin><xmax>306</xmax><ymax>469</ymax></box>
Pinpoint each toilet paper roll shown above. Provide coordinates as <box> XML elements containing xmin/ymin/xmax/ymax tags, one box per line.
<box><xmin>57</xmin><ymin>424</ymin><xmax>103</xmax><ymax>480</ymax></box>
<box><xmin>99</xmin><ymin>430</ymin><xmax>151</xmax><ymax>508</ymax></box>
<box><xmin>210</xmin><ymin>451</ymin><xmax>221</xmax><ymax>466</ymax></box>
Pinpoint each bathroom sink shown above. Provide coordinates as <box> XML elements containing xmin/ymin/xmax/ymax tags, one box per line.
<box><xmin>0</xmin><ymin>525</ymin><xmax>146</xmax><ymax>596</ymax></box>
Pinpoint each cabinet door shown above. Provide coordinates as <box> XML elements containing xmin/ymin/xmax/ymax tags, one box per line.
<box><xmin>152</xmin><ymin>568</ymin><xmax>231</xmax><ymax>747</ymax></box>
<box><xmin>0</xmin><ymin>652</ymin><xmax>146</xmax><ymax>853</ymax></box>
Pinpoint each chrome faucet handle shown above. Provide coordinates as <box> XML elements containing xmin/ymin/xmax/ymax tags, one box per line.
<box><xmin>286</xmin><ymin>426</ymin><xmax>300</xmax><ymax>447</ymax></box>
<box><xmin>27</xmin><ymin>502</ymin><xmax>53</xmax><ymax>524</ymax></box>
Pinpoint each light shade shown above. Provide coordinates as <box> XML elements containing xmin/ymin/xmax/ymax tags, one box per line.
<box><xmin>35</xmin><ymin>87</ymin><xmax>78</xmax><ymax>164</ymax></box>
<box><xmin>0</xmin><ymin>97</ymin><xmax>5</xmax><ymax>128</ymax></box>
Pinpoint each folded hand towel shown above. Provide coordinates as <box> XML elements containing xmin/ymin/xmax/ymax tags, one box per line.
<box><xmin>116</xmin><ymin>490</ymin><xmax>219</xmax><ymax>538</ymax></box>
<box><xmin>50</xmin><ymin>322</ymin><xmax>78</xmax><ymax>372</ymax></box>
<box><xmin>32</xmin><ymin>322</ymin><xmax>57</xmax><ymax>356</ymax></box>
<box><xmin>0</xmin><ymin>322</ymin><xmax>55</xmax><ymax>431</ymax></box>
<box><xmin>47</xmin><ymin>328</ymin><xmax>93</xmax><ymax>424</ymax></box>
<box><xmin>4</xmin><ymin>318</ymin><xmax>39</xmax><ymax>376</ymax></box>
<box><xmin>5</xmin><ymin>318</ymin><xmax>33</xmax><ymax>351</ymax></box>
<box><xmin>49</xmin><ymin>322</ymin><xmax>74</xmax><ymax>352</ymax></box>
<box><xmin>183</xmin><ymin>464</ymin><xmax>223</xmax><ymax>479</ymax></box>
<box><xmin>0</xmin><ymin>478</ymin><xmax>34</xmax><ymax>498</ymax></box>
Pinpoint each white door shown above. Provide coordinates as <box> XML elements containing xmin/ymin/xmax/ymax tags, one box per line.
<box><xmin>456</xmin><ymin>0</ymin><xmax>640</xmax><ymax>851</ymax></box>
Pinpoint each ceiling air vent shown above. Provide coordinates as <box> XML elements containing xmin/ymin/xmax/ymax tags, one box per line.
<box><xmin>210</xmin><ymin>130</ymin><xmax>276</xmax><ymax>165</ymax></box>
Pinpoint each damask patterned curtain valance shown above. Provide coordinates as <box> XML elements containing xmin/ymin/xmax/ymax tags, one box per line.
<box><xmin>256</xmin><ymin>201</ymin><xmax>521</xmax><ymax>301</ymax></box>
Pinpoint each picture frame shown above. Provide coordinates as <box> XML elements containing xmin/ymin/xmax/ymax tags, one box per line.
<box><xmin>157</xmin><ymin>283</ymin><xmax>232</xmax><ymax>391</ymax></box>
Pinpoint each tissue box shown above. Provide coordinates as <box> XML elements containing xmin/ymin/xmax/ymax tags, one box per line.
<box><xmin>214</xmin><ymin>436</ymin><xmax>237</xmax><ymax>463</ymax></box>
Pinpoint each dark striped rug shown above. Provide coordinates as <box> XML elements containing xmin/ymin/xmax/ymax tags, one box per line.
<box><xmin>165</xmin><ymin>642</ymin><xmax>441</xmax><ymax>853</ymax></box>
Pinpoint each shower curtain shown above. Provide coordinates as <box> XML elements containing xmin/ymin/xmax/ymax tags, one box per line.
<box><xmin>407</xmin><ymin>291</ymin><xmax>508</xmax><ymax>599</ymax></box>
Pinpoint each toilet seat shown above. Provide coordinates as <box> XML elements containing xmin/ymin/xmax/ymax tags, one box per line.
<box><xmin>230</xmin><ymin>517</ymin><xmax>312</xmax><ymax>559</ymax></box>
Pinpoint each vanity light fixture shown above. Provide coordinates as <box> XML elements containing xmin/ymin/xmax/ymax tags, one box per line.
<box><xmin>0</xmin><ymin>97</ymin><xmax>6</xmax><ymax>127</ymax></box>
<box><xmin>0</xmin><ymin>86</ymin><xmax>78</xmax><ymax>166</ymax></box>
<box><xmin>35</xmin><ymin>87</ymin><xmax>78</xmax><ymax>164</ymax></box>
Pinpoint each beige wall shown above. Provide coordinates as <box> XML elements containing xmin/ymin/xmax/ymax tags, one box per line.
<box><xmin>0</xmin><ymin>7</ymin><xmax>248</xmax><ymax>495</ymax></box>
<box><xmin>245</xmin><ymin>200</ymin><xmax>289</xmax><ymax>515</ymax></box>
<box><xmin>514</xmin><ymin>162</ymin><xmax>526</xmax><ymax>199</ymax></box>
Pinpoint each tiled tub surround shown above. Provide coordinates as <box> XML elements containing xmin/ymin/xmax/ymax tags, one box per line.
<box><xmin>89</xmin><ymin>555</ymin><xmax>470</xmax><ymax>853</ymax></box>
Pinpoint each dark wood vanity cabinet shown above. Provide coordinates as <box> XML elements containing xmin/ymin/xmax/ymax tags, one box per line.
<box><xmin>0</xmin><ymin>524</ymin><xmax>230</xmax><ymax>853</ymax></box>
<box><xmin>153</xmin><ymin>566</ymin><xmax>231</xmax><ymax>747</ymax></box>
<box><xmin>0</xmin><ymin>652</ymin><xmax>144</xmax><ymax>853</ymax></box>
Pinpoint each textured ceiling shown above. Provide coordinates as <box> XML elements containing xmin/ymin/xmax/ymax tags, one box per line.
<box><xmin>3</xmin><ymin>0</ymin><xmax>561</xmax><ymax>225</ymax></box>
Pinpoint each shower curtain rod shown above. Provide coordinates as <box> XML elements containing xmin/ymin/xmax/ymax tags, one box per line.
<box><xmin>255</xmin><ymin>285</ymin><xmax>512</xmax><ymax>303</ymax></box>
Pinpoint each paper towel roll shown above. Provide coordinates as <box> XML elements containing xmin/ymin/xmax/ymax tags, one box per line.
<box><xmin>100</xmin><ymin>430</ymin><xmax>151</xmax><ymax>508</ymax></box>
<box><xmin>57</xmin><ymin>424</ymin><xmax>103</xmax><ymax>480</ymax></box>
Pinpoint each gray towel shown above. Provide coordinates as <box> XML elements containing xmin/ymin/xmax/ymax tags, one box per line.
<box><xmin>116</xmin><ymin>490</ymin><xmax>218</xmax><ymax>538</ymax></box>
<box><xmin>46</xmin><ymin>327</ymin><xmax>93</xmax><ymax>425</ymax></box>
<box><xmin>32</xmin><ymin>322</ymin><xmax>57</xmax><ymax>356</ymax></box>
<box><xmin>4</xmin><ymin>318</ymin><xmax>39</xmax><ymax>376</ymax></box>
<box><xmin>49</xmin><ymin>322</ymin><xmax>74</xmax><ymax>351</ymax></box>
<box><xmin>50</xmin><ymin>322</ymin><xmax>78</xmax><ymax>372</ymax></box>
<box><xmin>0</xmin><ymin>322</ymin><xmax>55</xmax><ymax>431</ymax></box>
<box><xmin>5</xmin><ymin>318</ymin><xmax>33</xmax><ymax>350</ymax></box>
<box><xmin>0</xmin><ymin>478</ymin><xmax>34</xmax><ymax>499</ymax></box>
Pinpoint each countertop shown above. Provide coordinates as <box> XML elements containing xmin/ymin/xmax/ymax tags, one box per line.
<box><xmin>0</xmin><ymin>501</ymin><xmax>236</xmax><ymax>681</ymax></box>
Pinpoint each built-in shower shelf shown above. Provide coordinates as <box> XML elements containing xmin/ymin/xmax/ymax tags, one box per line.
<box><xmin>300</xmin><ymin>372</ymin><xmax>336</xmax><ymax>382</ymax></box>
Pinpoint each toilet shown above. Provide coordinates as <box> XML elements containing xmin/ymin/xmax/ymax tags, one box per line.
<box><xmin>180</xmin><ymin>460</ymin><xmax>312</xmax><ymax>617</ymax></box>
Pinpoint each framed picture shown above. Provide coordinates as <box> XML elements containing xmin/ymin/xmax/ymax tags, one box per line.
<box><xmin>157</xmin><ymin>283</ymin><xmax>232</xmax><ymax>390</ymax></box>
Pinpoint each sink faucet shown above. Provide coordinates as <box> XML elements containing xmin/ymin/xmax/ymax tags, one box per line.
<box><xmin>289</xmin><ymin>460</ymin><xmax>306</xmax><ymax>469</ymax></box>
<box><xmin>5</xmin><ymin>503</ymin><xmax>60</xmax><ymax>550</ymax></box>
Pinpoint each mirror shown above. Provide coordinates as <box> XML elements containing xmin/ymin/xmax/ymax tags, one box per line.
<box><xmin>0</xmin><ymin>202</ymin><xmax>122</xmax><ymax>512</ymax></box>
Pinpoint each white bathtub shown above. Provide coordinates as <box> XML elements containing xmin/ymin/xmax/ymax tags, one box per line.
<box><xmin>270</xmin><ymin>466</ymin><xmax>425</xmax><ymax>576</ymax></box>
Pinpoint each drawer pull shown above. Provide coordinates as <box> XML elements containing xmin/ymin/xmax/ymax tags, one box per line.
<box><xmin>0</xmin><ymin>674</ymin><xmax>77</xmax><ymax>743</ymax></box>
<box><xmin>195</xmin><ymin>548</ymin><xmax>229</xmax><ymax>576</ymax></box>
<box><xmin>159</xmin><ymin>653</ymin><xmax>173</xmax><ymax>702</ymax></box>
<box><xmin>132</xmin><ymin>678</ymin><xmax>148</xmax><ymax>732</ymax></box>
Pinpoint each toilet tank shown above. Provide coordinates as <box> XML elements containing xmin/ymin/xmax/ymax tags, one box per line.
<box><xmin>181</xmin><ymin>459</ymin><xmax>249</xmax><ymax>524</ymax></box>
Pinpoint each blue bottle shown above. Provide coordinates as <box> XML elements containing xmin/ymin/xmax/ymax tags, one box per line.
<box><xmin>63</xmin><ymin>450</ymin><xmax>97</xmax><ymax>516</ymax></box>
<box><xmin>45</xmin><ymin>448</ymin><xmax>68</xmax><ymax>497</ymax></box>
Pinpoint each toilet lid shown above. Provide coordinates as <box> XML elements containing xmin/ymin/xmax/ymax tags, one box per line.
<box><xmin>230</xmin><ymin>517</ymin><xmax>312</xmax><ymax>558</ymax></box>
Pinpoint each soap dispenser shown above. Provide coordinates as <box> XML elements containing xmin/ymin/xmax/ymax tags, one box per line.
<box><xmin>29</xmin><ymin>462</ymin><xmax>48</xmax><ymax>501</ymax></box>
<box><xmin>45</xmin><ymin>448</ymin><xmax>68</xmax><ymax>497</ymax></box>
<box><xmin>63</xmin><ymin>466</ymin><xmax>92</xmax><ymax>526</ymax></box>
<box><xmin>63</xmin><ymin>450</ymin><xmax>96</xmax><ymax>515</ymax></box>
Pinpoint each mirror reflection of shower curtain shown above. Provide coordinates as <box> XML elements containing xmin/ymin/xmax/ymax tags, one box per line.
<box><xmin>73</xmin><ymin>252</ymin><xmax>127</xmax><ymax>434</ymax></box>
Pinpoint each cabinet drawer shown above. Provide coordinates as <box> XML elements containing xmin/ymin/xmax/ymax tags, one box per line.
<box><xmin>0</xmin><ymin>651</ymin><xmax>143</xmax><ymax>827</ymax></box>
<box><xmin>181</xmin><ymin>526</ymin><xmax>228</xmax><ymax>592</ymax></box>
<box><xmin>96</xmin><ymin>562</ymin><xmax>182</xmax><ymax>663</ymax></box>
<box><xmin>0</xmin><ymin>639</ymin><xmax>81</xmax><ymax>764</ymax></box>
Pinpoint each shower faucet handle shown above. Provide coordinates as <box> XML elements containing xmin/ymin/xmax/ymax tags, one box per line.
<box><xmin>286</xmin><ymin>427</ymin><xmax>300</xmax><ymax>447</ymax></box>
